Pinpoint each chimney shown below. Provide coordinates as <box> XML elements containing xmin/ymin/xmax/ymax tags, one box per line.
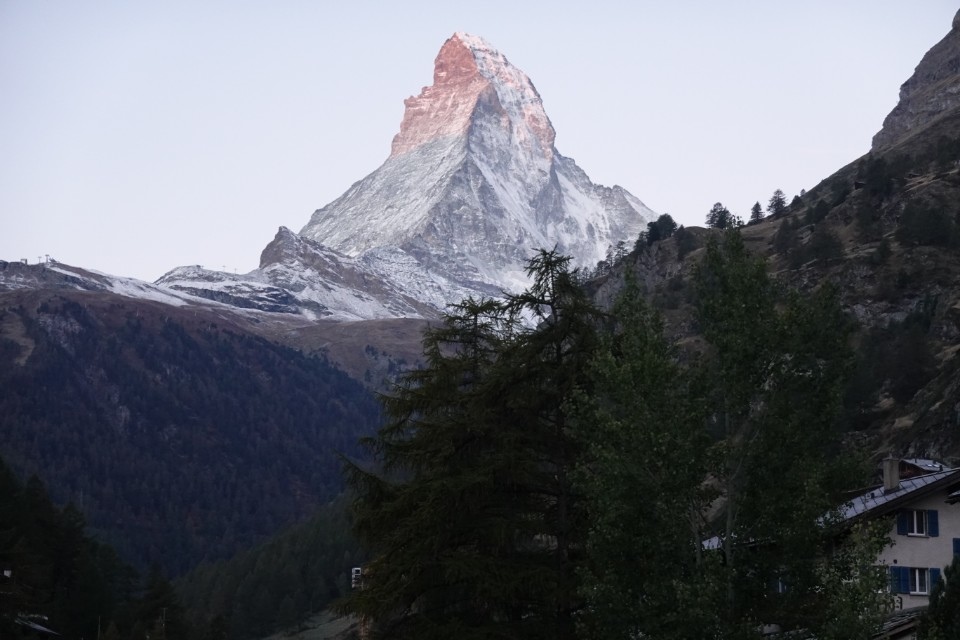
<box><xmin>883</xmin><ymin>456</ymin><xmax>901</xmax><ymax>493</ymax></box>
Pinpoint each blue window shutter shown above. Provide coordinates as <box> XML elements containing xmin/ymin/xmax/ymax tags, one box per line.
<box><xmin>928</xmin><ymin>510</ymin><xmax>939</xmax><ymax>537</ymax></box>
<box><xmin>953</xmin><ymin>538</ymin><xmax>960</xmax><ymax>556</ymax></box>
<box><xmin>897</xmin><ymin>511</ymin><xmax>909</xmax><ymax>535</ymax></box>
<box><xmin>891</xmin><ymin>566</ymin><xmax>908</xmax><ymax>594</ymax></box>
<box><xmin>931</xmin><ymin>567</ymin><xmax>942</xmax><ymax>588</ymax></box>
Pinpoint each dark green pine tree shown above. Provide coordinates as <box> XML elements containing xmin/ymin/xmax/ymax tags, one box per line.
<box><xmin>341</xmin><ymin>296</ymin><xmax>521</xmax><ymax>639</ymax></box>
<box><xmin>496</xmin><ymin>249</ymin><xmax>601</xmax><ymax>639</ymax></box>
<box><xmin>706</xmin><ymin>202</ymin><xmax>733</xmax><ymax>229</ymax></box>
<box><xmin>749</xmin><ymin>201</ymin><xmax>764</xmax><ymax>224</ymax></box>
<box><xmin>766</xmin><ymin>189</ymin><xmax>787</xmax><ymax>217</ymax></box>
<box><xmin>134</xmin><ymin>565</ymin><xmax>187</xmax><ymax>640</ymax></box>
<box><xmin>645</xmin><ymin>213</ymin><xmax>678</xmax><ymax>244</ymax></box>
<box><xmin>0</xmin><ymin>457</ymin><xmax>141</xmax><ymax>640</ymax></box>
<box><xmin>341</xmin><ymin>250</ymin><xmax>599</xmax><ymax>640</ymax></box>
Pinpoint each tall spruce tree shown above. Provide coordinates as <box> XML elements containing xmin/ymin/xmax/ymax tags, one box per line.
<box><xmin>766</xmin><ymin>189</ymin><xmax>788</xmax><ymax>217</ymax></box>
<box><xmin>342</xmin><ymin>250</ymin><xmax>599</xmax><ymax>640</ymax></box>
<box><xmin>342</xmin><ymin>297</ymin><xmax>517</xmax><ymax>639</ymax></box>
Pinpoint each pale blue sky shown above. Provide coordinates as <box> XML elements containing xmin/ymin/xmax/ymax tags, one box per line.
<box><xmin>1</xmin><ymin>1</ymin><xmax>956</xmax><ymax>281</ymax></box>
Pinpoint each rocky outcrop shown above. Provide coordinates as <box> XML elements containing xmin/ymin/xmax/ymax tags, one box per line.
<box><xmin>391</xmin><ymin>33</ymin><xmax>555</xmax><ymax>161</ymax></box>
<box><xmin>156</xmin><ymin>227</ymin><xmax>441</xmax><ymax>321</ymax></box>
<box><xmin>872</xmin><ymin>10</ymin><xmax>960</xmax><ymax>151</ymax></box>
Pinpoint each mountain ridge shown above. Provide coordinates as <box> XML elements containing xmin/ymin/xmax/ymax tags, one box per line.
<box><xmin>872</xmin><ymin>9</ymin><xmax>960</xmax><ymax>151</ymax></box>
<box><xmin>594</xmin><ymin>9</ymin><xmax>960</xmax><ymax>461</ymax></box>
<box><xmin>134</xmin><ymin>33</ymin><xmax>656</xmax><ymax>322</ymax></box>
<box><xmin>300</xmin><ymin>32</ymin><xmax>655</xmax><ymax>303</ymax></box>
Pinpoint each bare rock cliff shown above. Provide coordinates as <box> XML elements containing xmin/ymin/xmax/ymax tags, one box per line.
<box><xmin>872</xmin><ymin>10</ymin><xmax>960</xmax><ymax>151</ymax></box>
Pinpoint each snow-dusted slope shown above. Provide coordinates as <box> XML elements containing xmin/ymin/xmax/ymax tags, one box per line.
<box><xmin>300</xmin><ymin>32</ymin><xmax>656</xmax><ymax>304</ymax></box>
<box><xmin>156</xmin><ymin>227</ymin><xmax>445</xmax><ymax>321</ymax></box>
<box><xmin>154</xmin><ymin>33</ymin><xmax>656</xmax><ymax>321</ymax></box>
<box><xmin>0</xmin><ymin>259</ymin><xmax>195</xmax><ymax>306</ymax></box>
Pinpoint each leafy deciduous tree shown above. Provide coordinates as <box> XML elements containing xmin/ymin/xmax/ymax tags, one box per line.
<box><xmin>575</xmin><ymin>278</ymin><xmax>722</xmax><ymax>640</ymax></box>
<box><xmin>695</xmin><ymin>231</ymin><xmax>878</xmax><ymax>637</ymax></box>
<box><xmin>921</xmin><ymin>555</ymin><xmax>960</xmax><ymax>639</ymax></box>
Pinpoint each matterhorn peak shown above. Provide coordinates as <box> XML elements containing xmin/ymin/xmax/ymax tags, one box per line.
<box><xmin>154</xmin><ymin>34</ymin><xmax>656</xmax><ymax>321</ymax></box>
<box><xmin>390</xmin><ymin>32</ymin><xmax>555</xmax><ymax>161</ymax></box>
<box><xmin>284</xmin><ymin>34</ymin><xmax>658</xmax><ymax>317</ymax></box>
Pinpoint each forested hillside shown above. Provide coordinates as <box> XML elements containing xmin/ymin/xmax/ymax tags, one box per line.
<box><xmin>0</xmin><ymin>291</ymin><xmax>381</xmax><ymax>574</ymax></box>
<box><xmin>592</xmin><ymin>120</ymin><xmax>960</xmax><ymax>461</ymax></box>
<box><xmin>340</xmin><ymin>247</ymin><xmax>888</xmax><ymax>639</ymax></box>
<box><xmin>176</xmin><ymin>495</ymin><xmax>360</xmax><ymax>639</ymax></box>
<box><xmin>0</xmin><ymin>456</ymin><xmax>194</xmax><ymax>640</ymax></box>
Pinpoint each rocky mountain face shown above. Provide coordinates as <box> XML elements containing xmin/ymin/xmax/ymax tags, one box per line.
<box><xmin>301</xmin><ymin>32</ymin><xmax>654</xmax><ymax>302</ymax></box>
<box><xmin>156</xmin><ymin>226</ymin><xmax>440</xmax><ymax>320</ymax></box>
<box><xmin>164</xmin><ymin>33</ymin><xmax>655</xmax><ymax>320</ymax></box>
<box><xmin>597</xmin><ymin>11</ymin><xmax>960</xmax><ymax>463</ymax></box>
<box><xmin>872</xmin><ymin>9</ymin><xmax>960</xmax><ymax>151</ymax></box>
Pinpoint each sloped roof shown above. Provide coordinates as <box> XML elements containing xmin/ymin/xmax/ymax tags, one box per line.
<box><xmin>703</xmin><ymin>467</ymin><xmax>960</xmax><ymax>551</ymax></box>
<box><xmin>873</xmin><ymin>607</ymin><xmax>924</xmax><ymax>639</ymax></box>
<box><xmin>15</xmin><ymin>618</ymin><xmax>61</xmax><ymax>636</ymax></box>
<box><xmin>839</xmin><ymin>469</ymin><xmax>960</xmax><ymax>522</ymax></box>
<box><xmin>758</xmin><ymin>608</ymin><xmax>924</xmax><ymax>639</ymax></box>
<box><xmin>902</xmin><ymin>458</ymin><xmax>949</xmax><ymax>473</ymax></box>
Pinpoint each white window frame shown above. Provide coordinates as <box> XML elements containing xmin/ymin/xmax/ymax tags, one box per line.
<box><xmin>907</xmin><ymin>509</ymin><xmax>928</xmax><ymax>536</ymax></box>
<box><xmin>773</xmin><ymin>576</ymin><xmax>789</xmax><ymax>594</ymax></box>
<box><xmin>909</xmin><ymin>567</ymin><xmax>929</xmax><ymax>594</ymax></box>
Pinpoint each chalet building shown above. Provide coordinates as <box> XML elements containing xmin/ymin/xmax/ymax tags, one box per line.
<box><xmin>754</xmin><ymin>458</ymin><xmax>960</xmax><ymax>639</ymax></box>
<box><xmin>840</xmin><ymin>457</ymin><xmax>960</xmax><ymax>620</ymax></box>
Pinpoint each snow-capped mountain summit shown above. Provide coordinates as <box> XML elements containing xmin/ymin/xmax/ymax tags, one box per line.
<box><xmin>300</xmin><ymin>32</ymin><xmax>655</xmax><ymax>301</ymax></box>
<box><xmin>155</xmin><ymin>33</ymin><xmax>656</xmax><ymax>320</ymax></box>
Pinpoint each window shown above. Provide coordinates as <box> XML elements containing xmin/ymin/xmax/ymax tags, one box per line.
<box><xmin>890</xmin><ymin>565</ymin><xmax>942</xmax><ymax>595</ymax></box>
<box><xmin>773</xmin><ymin>576</ymin><xmax>789</xmax><ymax>594</ymax></box>
<box><xmin>910</xmin><ymin>510</ymin><xmax>927</xmax><ymax>535</ymax></box>
<box><xmin>909</xmin><ymin>568</ymin><xmax>928</xmax><ymax>594</ymax></box>
<box><xmin>896</xmin><ymin>509</ymin><xmax>939</xmax><ymax>537</ymax></box>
